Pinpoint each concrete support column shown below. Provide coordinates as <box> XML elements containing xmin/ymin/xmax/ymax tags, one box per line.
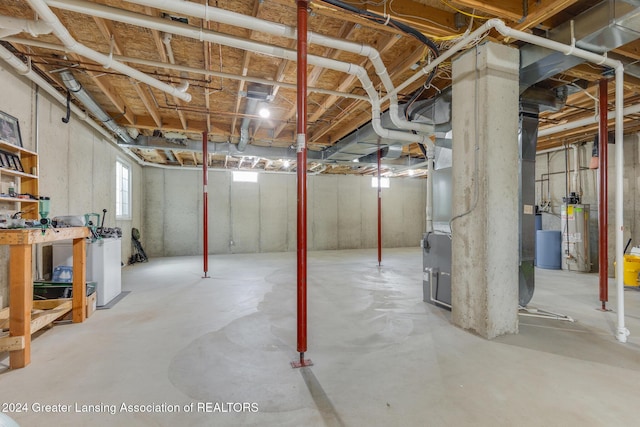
<box><xmin>451</xmin><ymin>42</ymin><xmax>520</xmax><ymax>339</ymax></box>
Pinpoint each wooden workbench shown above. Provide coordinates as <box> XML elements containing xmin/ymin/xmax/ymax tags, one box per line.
<box><xmin>0</xmin><ymin>227</ymin><xmax>89</xmax><ymax>369</ymax></box>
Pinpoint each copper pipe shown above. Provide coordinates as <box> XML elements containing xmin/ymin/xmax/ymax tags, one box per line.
<box><xmin>598</xmin><ymin>79</ymin><xmax>608</xmax><ymax>308</ymax></box>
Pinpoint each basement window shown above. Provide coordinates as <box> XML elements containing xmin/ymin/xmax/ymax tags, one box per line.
<box><xmin>116</xmin><ymin>159</ymin><xmax>131</xmax><ymax>219</ymax></box>
<box><xmin>232</xmin><ymin>171</ymin><xmax>258</xmax><ymax>183</ymax></box>
<box><xmin>371</xmin><ymin>176</ymin><xmax>390</xmax><ymax>188</ymax></box>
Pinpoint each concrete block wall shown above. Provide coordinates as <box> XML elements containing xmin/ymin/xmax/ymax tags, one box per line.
<box><xmin>0</xmin><ymin>63</ymin><xmax>142</xmax><ymax>308</ymax></box>
<box><xmin>143</xmin><ymin>169</ymin><xmax>426</xmax><ymax>256</ymax></box>
<box><xmin>535</xmin><ymin>134</ymin><xmax>640</xmax><ymax>274</ymax></box>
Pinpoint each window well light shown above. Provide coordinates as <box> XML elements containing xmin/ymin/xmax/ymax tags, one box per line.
<box><xmin>371</xmin><ymin>176</ymin><xmax>390</xmax><ymax>188</ymax></box>
<box><xmin>233</xmin><ymin>171</ymin><xmax>258</xmax><ymax>183</ymax></box>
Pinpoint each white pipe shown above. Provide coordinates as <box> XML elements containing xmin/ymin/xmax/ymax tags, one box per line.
<box><xmin>162</xmin><ymin>33</ymin><xmax>175</xmax><ymax>63</ymax></box>
<box><xmin>0</xmin><ymin>43</ymin><xmax>144</xmax><ymax>167</ymax></box>
<box><xmin>46</xmin><ymin>0</ymin><xmax>431</xmax><ymax>145</ymax></box>
<box><xmin>161</xmin><ymin>32</ymin><xmax>189</xmax><ymax>93</ymax></box>
<box><xmin>0</xmin><ymin>44</ymin><xmax>87</xmax><ymax>121</ymax></box>
<box><xmin>3</xmin><ymin>36</ymin><xmax>369</xmax><ymax>101</ymax></box>
<box><xmin>539</xmin><ymin>103</ymin><xmax>640</xmax><ymax>137</ymax></box>
<box><xmin>426</xmin><ymin>147</ymin><xmax>435</xmax><ymax>233</ymax></box>
<box><xmin>0</xmin><ymin>15</ymin><xmax>53</xmax><ymax>35</ymax></box>
<box><xmin>614</xmin><ymin>65</ymin><xmax>629</xmax><ymax>342</ymax></box>
<box><xmin>571</xmin><ymin>144</ymin><xmax>579</xmax><ymax>194</ymax></box>
<box><xmin>26</xmin><ymin>0</ymin><xmax>191</xmax><ymax>102</ymax></box>
<box><xmin>121</xmin><ymin>0</ymin><xmax>434</xmax><ymax>135</ymax></box>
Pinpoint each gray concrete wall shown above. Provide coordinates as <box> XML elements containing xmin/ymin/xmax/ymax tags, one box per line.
<box><xmin>534</xmin><ymin>136</ymin><xmax>640</xmax><ymax>274</ymax></box>
<box><xmin>143</xmin><ymin>170</ymin><xmax>426</xmax><ymax>256</ymax></box>
<box><xmin>0</xmin><ymin>62</ymin><xmax>142</xmax><ymax>308</ymax></box>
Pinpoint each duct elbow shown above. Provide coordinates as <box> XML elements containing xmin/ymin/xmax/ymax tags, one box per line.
<box><xmin>360</xmin><ymin>44</ymin><xmax>372</xmax><ymax>57</ymax></box>
<box><xmin>175</xmin><ymin>90</ymin><xmax>192</xmax><ymax>102</ymax></box>
<box><xmin>487</xmin><ymin>18</ymin><xmax>506</xmax><ymax>35</ymax></box>
<box><xmin>176</xmin><ymin>80</ymin><xmax>190</xmax><ymax>93</ymax></box>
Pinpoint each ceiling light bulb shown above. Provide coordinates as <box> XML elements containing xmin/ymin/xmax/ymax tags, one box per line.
<box><xmin>408</xmin><ymin>169</ymin><xmax>414</xmax><ymax>176</ymax></box>
<box><xmin>258</xmin><ymin>107</ymin><xmax>270</xmax><ymax>118</ymax></box>
<box><xmin>283</xmin><ymin>160</ymin><xmax>290</xmax><ymax>168</ymax></box>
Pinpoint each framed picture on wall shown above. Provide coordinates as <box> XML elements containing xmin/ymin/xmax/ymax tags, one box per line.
<box><xmin>0</xmin><ymin>111</ymin><xmax>22</xmax><ymax>147</ymax></box>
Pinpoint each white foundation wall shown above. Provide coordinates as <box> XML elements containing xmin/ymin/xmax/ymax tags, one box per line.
<box><xmin>0</xmin><ymin>62</ymin><xmax>142</xmax><ymax>308</ymax></box>
<box><xmin>143</xmin><ymin>169</ymin><xmax>427</xmax><ymax>256</ymax></box>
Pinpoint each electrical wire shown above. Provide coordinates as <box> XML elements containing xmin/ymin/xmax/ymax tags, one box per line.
<box><xmin>438</xmin><ymin>0</ymin><xmax>491</xmax><ymax>20</ymax></box>
<box><xmin>386</xmin><ymin>0</ymin><xmax>457</xmax><ymax>33</ymax></box>
<box><xmin>318</xmin><ymin>0</ymin><xmax>440</xmax><ymax>85</ymax></box>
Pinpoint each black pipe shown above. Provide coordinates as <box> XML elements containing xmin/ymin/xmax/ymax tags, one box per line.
<box><xmin>319</xmin><ymin>0</ymin><xmax>439</xmax><ymax>87</ymax></box>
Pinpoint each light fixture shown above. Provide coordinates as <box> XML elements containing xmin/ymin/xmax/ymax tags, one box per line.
<box><xmin>352</xmin><ymin>158</ymin><xmax>360</xmax><ymax>163</ymax></box>
<box><xmin>258</xmin><ymin>106</ymin><xmax>270</xmax><ymax>118</ymax></box>
<box><xmin>408</xmin><ymin>169</ymin><xmax>415</xmax><ymax>176</ymax></box>
<box><xmin>283</xmin><ymin>160</ymin><xmax>290</xmax><ymax>168</ymax></box>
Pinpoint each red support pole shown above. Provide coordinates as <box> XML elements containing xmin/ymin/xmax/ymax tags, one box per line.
<box><xmin>292</xmin><ymin>0</ymin><xmax>311</xmax><ymax>368</ymax></box>
<box><xmin>377</xmin><ymin>148</ymin><xmax>382</xmax><ymax>267</ymax></box>
<box><xmin>203</xmin><ymin>131</ymin><xmax>210</xmax><ymax>278</ymax></box>
<box><xmin>598</xmin><ymin>79</ymin><xmax>609</xmax><ymax>309</ymax></box>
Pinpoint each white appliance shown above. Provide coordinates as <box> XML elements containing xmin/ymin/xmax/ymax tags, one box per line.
<box><xmin>52</xmin><ymin>238</ymin><xmax>122</xmax><ymax>306</ymax></box>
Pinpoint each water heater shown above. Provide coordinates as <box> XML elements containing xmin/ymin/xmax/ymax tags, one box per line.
<box><xmin>561</xmin><ymin>203</ymin><xmax>591</xmax><ymax>272</ymax></box>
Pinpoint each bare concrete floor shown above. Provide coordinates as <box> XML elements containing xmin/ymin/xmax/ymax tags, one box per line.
<box><xmin>1</xmin><ymin>247</ymin><xmax>640</xmax><ymax>426</ymax></box>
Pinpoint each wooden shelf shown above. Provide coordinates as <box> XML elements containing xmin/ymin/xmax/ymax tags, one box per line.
<box><xmin>0</xmin><ymin>139</ymin><xmax>39</xmax><ymax>219</ymax></box>
<box><xmin>0</xmin><ymin>140</ymin><xmax>37</xmax><ymax>156</ymax></box>
<box><xmin>0</xmin><ymin>168</ymin><xmax>37</xmax><ymax>179</ymax></box>
<box><xmin>0</xmin><ymin>196</ymin><xmax>37</xmax><ymax>203</ymax></box>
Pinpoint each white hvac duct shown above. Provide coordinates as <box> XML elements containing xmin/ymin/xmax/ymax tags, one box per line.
<box><xmin>238</xmin><ymin>98</ymin><xmax>258</xmax><ymax>152</ymax></box>
<box><xmin>2</xmin><ymin>36</ymin><xmax>369</xmax><ymax>102</ymax></box>
<box><xmin>46</xmin><ymin>0</ymin><xmax>432</xmax><ymax>146</ymax></box>
<box><xmin>122</xmin><ymin>0</ymin><xmax>434</xmax><ymax>137</ymax></box>
<box><xmin>25</xmin><ymin>0</ymin><xmax>191</xmax><ymax>102</ymax></box>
